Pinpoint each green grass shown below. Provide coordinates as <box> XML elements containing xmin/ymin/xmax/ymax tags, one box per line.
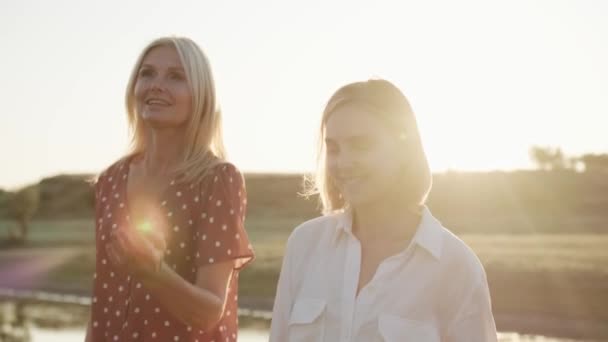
<box><xmin>2</xmin><ymin>216</ymin><xmax>607</xmax><ymax>325</ymax></box>
<box><xmin>463</xmin><ymin>234</ymin><xmax>608</xmax><ymax>275</ymax></box>
<box><xmin>0</xmin><ymin>219</ymin><xmax>94</xmax><ymax>247</ymax></box>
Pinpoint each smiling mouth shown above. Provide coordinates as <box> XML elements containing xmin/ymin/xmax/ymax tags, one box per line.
<box><xmin>145</xmin><ymin>98</ymin><xmax>171</xmax><ymax>106</ymax></box>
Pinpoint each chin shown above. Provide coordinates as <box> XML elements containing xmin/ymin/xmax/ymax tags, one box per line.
<box><xmin>349</xmin><ymin>196</ymin><xmax>377</xmax><ymax>209</ymax></box>
<box><xmin>342</xmin><ymin>185</ymin><xmax>388</xmax><ymax>210</ymax></box>
<box><xmin>142</xmin><ymin>113</ymin><xmax>186</xmax><ymax>129</ymax></box>
<box><xmin>341</xmin><ymin>189</ymin><xmax>371</xmax><ymax>208</ymax></box>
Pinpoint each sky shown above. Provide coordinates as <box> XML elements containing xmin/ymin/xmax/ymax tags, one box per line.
<box><xmin>1</xmin><ymin>0</ymin><xmax>607</xmax><ymax>189</ymax></box>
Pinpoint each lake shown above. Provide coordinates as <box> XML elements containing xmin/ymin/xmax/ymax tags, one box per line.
<box><xmin>27</xmin><ymin>326</ymin><xmax>596</xmax><ymax>342</ymax></box>
<box><xmin>0</xmin><ymin>299</ymin><xmax>596</xmax><ymax>341</ymax></box>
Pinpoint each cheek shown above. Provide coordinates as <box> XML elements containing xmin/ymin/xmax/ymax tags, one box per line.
<box><xmin>176</xmin><ymin>88</ymin><xmax>193</xmax><ymax>113</ymax></box>
<box><xmin>133</xmin><ymin>77</ymin><xmax>149</xmax><ymax>96</ymax></box>
<box><xmin>326</xmin><ymin>155</ymin><xmax>338</xmax><ymax>173</ymax></box>
<box><xmin>366</xmin><ymin>148</ymin><xmax>403</xmax><ymax>183</ymax></box>
<box><xmin>177</xmin><ymin>84</ymin><xmax>192</xmax><ymax>101</ymax></box>
<box><xmin>133</xmin><ymin>87</ymin><xmax>145</xmax><ymax>114</ymax></box>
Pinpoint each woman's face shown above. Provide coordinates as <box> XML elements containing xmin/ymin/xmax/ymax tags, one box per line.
<box><xmin>134</xmin><ymin>45</ymin><xmax>192</xmax><ymax>129</ymax></box>
<box><xmin>325</xmin><ymin>104</ymin><xmax>405</xmax><ymax>208</ymax></box>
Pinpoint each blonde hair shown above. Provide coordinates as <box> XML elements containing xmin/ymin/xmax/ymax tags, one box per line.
<box><xmin>305</xmin><ymin>79</ymin><xmax>432</xmax><ymax>214</ymax></box>
<box><xmin>124</xmin><ymin>36</ymin><xmax>225</xmax><ymax>183</ymax></box>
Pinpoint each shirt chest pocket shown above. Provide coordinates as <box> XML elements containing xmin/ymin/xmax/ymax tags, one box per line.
<box><xmin>287</xmin><ymin>299</ymin><xmax>326</xmax><ymax>342</ymax></box>
<box><xmin>377</xmin><ymin>315</ymin><xmax>440</xmax><ymax>342</ymax></box>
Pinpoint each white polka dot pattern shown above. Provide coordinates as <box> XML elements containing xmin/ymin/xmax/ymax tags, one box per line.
<box><xmin>90</xmin><ymin>158</ymin><xmax>252</xmax><ymax>342</ymax></box>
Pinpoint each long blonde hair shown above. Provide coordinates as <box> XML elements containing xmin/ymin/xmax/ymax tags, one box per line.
<box><xmin>305</xmin><ymin>79</ymin><xmax>432</xmax><ymax>214</ymax></box>
<box><xmin>124</xmin><ymin>36</ymin><xmax>225</xmax><ymax>183</ymax></box>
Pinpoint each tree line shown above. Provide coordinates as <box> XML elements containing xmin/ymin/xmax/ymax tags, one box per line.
<box><xmin>1</xmin><ymin>147</ymin><xmax>607</xmax><ymax>245</ymax></box>
<box><xmin>529</xmin><ymin>146</ymin><xmax>608</xmax><ymax>172</ymax></box>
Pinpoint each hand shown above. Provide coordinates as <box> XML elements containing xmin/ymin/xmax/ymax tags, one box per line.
<box><xmin>106</xmin><ymin>226</ymin><xmax>166</xmax><ymax>277</ymax></box>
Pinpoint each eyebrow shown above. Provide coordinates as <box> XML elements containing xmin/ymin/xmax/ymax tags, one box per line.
<box><xmin>139</xmin><ymin>64</ymin><xmax>185</xmax><ymax>72</ymax></box>
<box><xmin>325</xmin><ymin>135</ymin><xmax>372</xmax><ymax>144</ymax></box>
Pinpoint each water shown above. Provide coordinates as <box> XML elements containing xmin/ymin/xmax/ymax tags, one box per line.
<box><xmin>29</xmin><ymin>326</ymin><xmax>270</xmax><ymax>342</ymax></box>
<box><xmin>0</xmin><ymin>300</ymin><xmax>597</xmax><ymax>342</ymax></box>
<box><xmin>26</xmin><ymin>326</ymin><xmax>593</xmax><ymax>342</ymax></box>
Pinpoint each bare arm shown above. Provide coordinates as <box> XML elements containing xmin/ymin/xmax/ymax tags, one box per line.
<box><xmin>105</xmin><ymin>164</ymin><xmax>252</xmax><ymax>331</ymax></box>
<box><xmin>107</xmin><ymin>226</ymin><xmax>235</xmax><ymax>330</ymax></box>
<box><xmin>141</xmin><ymin>260</ymin><xmax>234</xmax><ymax>330</ymax></box>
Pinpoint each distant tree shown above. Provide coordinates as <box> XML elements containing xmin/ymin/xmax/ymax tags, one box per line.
<box><xmin>0</xmin><ymin>188</ymin><xmax>7</xmax><ymax>212</ymax></box>
<box><xmin>567</xmin><ymin>157</ymin><xmax>585</xmax><ymax>173</ymax></box>
<box><xmin>529</xmin><ymin>146</ymin><xmax>566</xmax><ymax>171</ymax></box>
<box><xmin>6</xmin><ymin>184</ymin><xmax>40</xmax><ymax>244</ymax></box>
<box><xmin>578</xmin><ymin>153</ymin><xmax>608</xmax><ymax>173</ymax></box>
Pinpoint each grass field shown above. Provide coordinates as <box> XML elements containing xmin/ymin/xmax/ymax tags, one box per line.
<box><xmin>1</xmin><ymin>215</ymin><xmax>607</xmax><ymax>338</ymax></box>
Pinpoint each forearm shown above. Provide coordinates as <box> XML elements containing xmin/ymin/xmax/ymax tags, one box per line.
<box><xmin>141</xmin><ymin>262</ymin><xmax>224</xmax><ymax>329</ymax></box>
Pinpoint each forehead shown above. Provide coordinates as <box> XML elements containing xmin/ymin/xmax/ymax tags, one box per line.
<box><xmin>141</xmin><ymin>44</ymin><xmax>183</xmax><ymax>68</ymax></box>
<box><xmin>324</xmin><ymin>104</ymin><xmax>391</xmax><ymax>141</ymax></box>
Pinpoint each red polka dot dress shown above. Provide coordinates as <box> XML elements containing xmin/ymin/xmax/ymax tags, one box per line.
<box><xmin>89</xmin><ymin>156</ymin><xmax>254</xmax><ymax>341</ymax></box>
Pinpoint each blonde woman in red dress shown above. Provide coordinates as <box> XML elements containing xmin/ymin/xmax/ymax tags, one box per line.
<box><xmin>85</xmin><ymin>36</ymin><xmax>254</xmax><ymax>342</ymax></box>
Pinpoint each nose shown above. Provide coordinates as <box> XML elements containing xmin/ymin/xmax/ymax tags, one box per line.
<box><xmin>332</xmin><ymin>150</ymin><xmax>357</xmax><ymax>175</ymax></box>
<box><xmin>148</xmin><ymin>76</ymin><xmax>166</xmax><ymax>92</ymax></box>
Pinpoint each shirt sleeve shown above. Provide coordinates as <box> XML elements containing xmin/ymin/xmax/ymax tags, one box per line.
<box><xmin>444</xmin><ymin>276</ymin><xmax>498</xmax><ymax>342</ymax></box>
<box><xmin>269</xmin><ymin>232</ymin><xmax>297</xmax><ymax>342</ymax></box>
<box><xmin>194</xmin><ymin>163</ymin><xmax>254</xmax><ymax>270</ymax></box>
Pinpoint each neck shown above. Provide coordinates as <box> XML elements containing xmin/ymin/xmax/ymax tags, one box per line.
<box><xmin>140</xmin><ymin>127</ymin><xmax>186</xmax><ymax>176</ymax></box>
<box><xmin>352</xmin><ymin>195</ymin><xmax>422</xmax><ymax>243</ymax></box>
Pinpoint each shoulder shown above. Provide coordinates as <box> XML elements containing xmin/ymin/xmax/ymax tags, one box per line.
<box><xmin>284</xmin><ymin>213</ymin><xmax>341</xmax><ymax>255</ymax></box>
<box><xmin>435</xmin><ymin>223</ymin><xmax>487</xmax><ymax>291</ymax></box>
<box><xmin>95</xmin><ymin>155</ymin><xmax>133</xmax><ymax>189</ymax></box>
<box><xmin>195</xmin><ymin>162</ymin><xmax>246</xmax><ymax>207</ymax></box>
<box><xmin>196</xmin><ymin>161</ymin><xmax>243</xmax><ymax>186</ymax></box>
<box><xmin>432</xmin><ymin>221</ymin><xmax>495</xmax><ymax>324</ymax></box>
<box><xmin>211</xmin><ymin>162</ymin><xmax>243</xmax><ymax>180</ymax></box>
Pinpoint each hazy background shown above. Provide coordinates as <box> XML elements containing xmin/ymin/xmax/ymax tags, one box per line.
<box><xmin>1</xmin><ymin>1</ymin><xmax>607</xmax><ymax>341</ymax></box>
<box><xmin>1</xmin><ymin>0</ymin><xmax>607</xmax><ymax>188</ymax></box>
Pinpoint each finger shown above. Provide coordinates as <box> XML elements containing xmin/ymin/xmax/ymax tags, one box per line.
<box><xmin>146</xmin><ymin>229</ymin><xmax>166</xmax><ymax>251</ymax></box>
<box><xmin>113</xmin><ymin>238</ymin><xmax>131</xmax><ymax>265</ymax></box>
<box><xmin>125</xmin><ymin>227</ymin><xmax>145</xmax><ymax>246</ymax></box>
<box><xmin>124</xmin><ymin>229</ymin><xmax>156</xmax><ymax>264</ymax></box>
<box><xmin>114</xmin><ymin>231</ymin><xmax>131</xmax><ymax>256</ymax></box>
<box><xmin>117</xmin><ymin>230</ymin><xmax>148</xmax><ymax>267</ymax></box>
<box><xmin>117</xmin><ymin>232</ymin><xmax>147</xmax><ymax>271</ymax></box>
<box><xmin>106</xmin><ymin>243</ymin><xmax>123</xmax><ymax>266</ymax></box>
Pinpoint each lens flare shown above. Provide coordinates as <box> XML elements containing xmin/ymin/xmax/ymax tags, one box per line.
<box><xmin>137</xmin><ymin>221</ymin><xmax>153</xmax><ymax>234</ymax></box>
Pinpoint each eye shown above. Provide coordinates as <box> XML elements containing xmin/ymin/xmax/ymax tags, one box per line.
<box><xmin>326</xmin><ymin>141</ymin><xmax>339</xmax><ymax>155</ymax></box>
<box><xmin>138</xmin><ymin>68</ymin><xmax>154</xmax><ymax>78</ymax></box>
<box><xmin>169</xmin><ymin>71</ymin><xmax>186</xmax><ymax>81</ymax></box>
<box><xmin>350</xmin><ymin>138</ymin><xmax>372</xmax><ymax>151</ymax></box>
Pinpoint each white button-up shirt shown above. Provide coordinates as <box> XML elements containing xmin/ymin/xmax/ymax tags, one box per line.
<box><xmin>269</xmin><ymin>207</ymin><xmax>497</xmax><ymax>342</ymax></box>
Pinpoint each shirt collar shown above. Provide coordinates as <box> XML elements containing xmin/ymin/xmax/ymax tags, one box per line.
<box><xmin>332</xmin><ymin>206</ymin><xmax>443</xmax><ymax>260</ymax></box>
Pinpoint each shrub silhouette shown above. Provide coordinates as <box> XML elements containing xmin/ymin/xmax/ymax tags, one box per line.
<box><xmin>6</xmin><ymin>184</ymin><xmax>40</xmax><ymax>244</ymax></box>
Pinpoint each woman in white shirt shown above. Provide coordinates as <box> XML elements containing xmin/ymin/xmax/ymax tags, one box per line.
<box><xmin>269</xmin><ymin>79</ymin><xmax>497</xmax><ymax>341</ymax></box>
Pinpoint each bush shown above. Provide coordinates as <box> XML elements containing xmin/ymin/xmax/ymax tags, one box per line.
<box><xmin>6</xmin><ymin>184</ymin><xmax>41</xmax><ymax>243</ymax></box>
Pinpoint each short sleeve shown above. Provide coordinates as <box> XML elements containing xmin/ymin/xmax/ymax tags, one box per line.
<box><xmin>194</xmin><ymin>163</ymin><xmax>254</xmax><ymax>270</ymax></box>
<box><xmin>445</xmin><ymin>277</ymin><xmax>498</xmax><ymax>341</ymax></box>
<box><xmin>269</xmin><ymin>231</ymin><xmax>298</xmax><ymax>342</ymax></box>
